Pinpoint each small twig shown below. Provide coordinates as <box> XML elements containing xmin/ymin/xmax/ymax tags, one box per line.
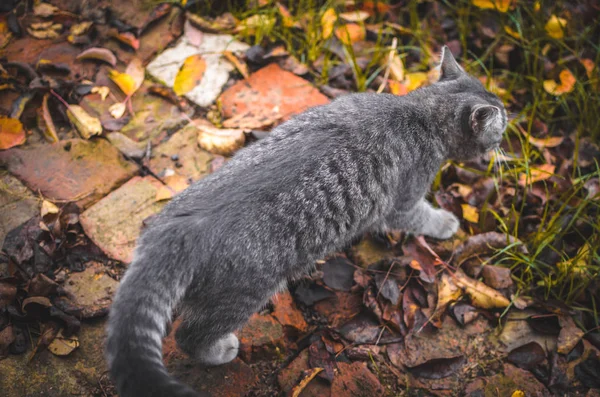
<box><xmin>377</xmin><ymin>37</ymin><xmax>398</xmax><ymax>94</ymax></box>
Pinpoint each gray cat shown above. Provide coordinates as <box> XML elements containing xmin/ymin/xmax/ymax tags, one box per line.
<box><xmin>105</xmin><ymin>46</ymin><xmax>506</xmax><ymax>397</ymax></box>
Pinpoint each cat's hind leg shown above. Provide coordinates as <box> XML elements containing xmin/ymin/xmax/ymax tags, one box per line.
<box><xmin>387</xmin><ymin>198</ymin><xmax>459</xmax><ymax>239</ymax></box>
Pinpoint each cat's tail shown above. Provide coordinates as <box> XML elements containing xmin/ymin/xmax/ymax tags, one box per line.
<box><xmin>105</xmin><ymin>225</ymin><xmax>204</xmax><ymax>397</ymax></box>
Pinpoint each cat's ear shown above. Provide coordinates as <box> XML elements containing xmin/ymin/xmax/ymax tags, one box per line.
<box><xmin>439</xmin><ymin>45</ymin><xmax>464</xmax><ymax>80</ymax></box>
<box><xmin>470</xmin><ymin>105</ymin><xmax>501</xmax><ymax>134</ymax></box>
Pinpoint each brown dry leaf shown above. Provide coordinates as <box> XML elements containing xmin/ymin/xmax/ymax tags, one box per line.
<box><xmin>545</xmin><ymin>15</ymin><xmax>567</xmax><ymax>39</ymax></box>
<box><xmin>454</xmin><ymin>269</ymin><xmax>510</xmax><ymax>309</ymax></box>
<box><xmin>173</xmin><ymin>54</ymin><xmax>206</xmax><ymax>96</ymax></box>
<box><xmin>125</xmin><ymin>58</ymin><xmax>145</xmax><ymax>92</ymax></box>
<box><xmin>557</xmin><ymin>315</ymin><xmax>585</xmax><ymax>354</ymax></box>
<box><xmin>156</xmin><ymin>173</ymin><xmax>190</xmax><ymax>201</ymax></box>
<box><xmin>321</xmin><ymin>8</ymin><xmax>337</xmax><ymax>39</ymax></box>
<box><xmin>41</xmin><ymin>200</ymin><xmax>59</xmax><ymax>219</ymax></box>
<box><xmin>335</xmin><ymin>23</ymin><xmax>366</xmax><ymax>45</ymax></box>
<box><xmin>339</xmin><ymin>10</ymin><xmax>370</xmax><ymax>23</ymax></box>
<box><xmin>543</xmin><ymin>69</ymin><xmax>576</xmax><ymax>95</ymax></box>
<box><xmin>528</xmin><ymin>135</ymin><xmax>564</xmax><ymax>149</ymax></box>
<box><xmin>405</xmin><ymin>72</ymin><xmax>428</xmax><ymax>92</ymax></box>
<box><xmin>472</xmin><ymin>0</ymin><xmax>512</xmax><ymax>12</ymax></box>
<box><xmin>277</xmin><ymin>3</ymin><xmax>297</xmax><ymax>28</ymax></box>
<box><xmin>47</xmin><ymin>329</ymin><xmax>79</xmax><ymax>356</ymax></box>
<box><xmin>76</xmin><ymin>47</ymin><xmax>117</xmax><ymax>67</ymax></box>
<box><xmin>518</xmin><ymin>164</ymin><xmax>556</xmax><ymax>186</ymax></box>
<box><xmin>223</xmin><ymin>51</ymin><xmax>249</xmax><ymax>79</ymax></box>
<box><xmin>389</xmin><ymin>80</ymin><xmax>408</xmax><ymax>96</ymax></box>
<box><xmin>431</xmin><ymin>273</ymin><xmax>463</xmax><ymax>326</ymax></box>
<box><xmin>461</xmin><ymin>204</ymin><xmax>479</xmax><ymax>223</ymax></box>
<box><xmin>38</xmin><ymin>94</ymin><xmax>59</xmax><ymax>143</ymax></box>
<box><xmin>109</xmin><ymin>102</ymin><xmax>127</xmax><ymax>119</ymax></box>
<box><xmin>291</xmin><ymin>367</ymin><xmax>323</xmax><ymax>397</ymax></box>
<box><xmin>34</xmin><ymin>3</ymin><xmax>59</xmax><ymax>17</ymax></box>
<box><xmin>27</xmin><ymin>22</ymin><xmax>62</xmax><ymax>39</ymax></box>
<box><xmin>91</xmin><ymin>86</ymin><xmax>110</xmax><ymax>101</ymax></box>
<box><xmin>196</xmin><ymin>123</ymin><xmax>245</xmax><ymax>156</ymax></box>
<box><xmin>22</xmin><ymin>296</ymin><xmax>52</xmax><ymax>312</ymax></box>
<box><xmin>108</xmin><ymin>29</ymin><xmax>140</xmax><ymax>50</ymax></box>
<box><xmin>67</xmin><ymin>105</ymin><xmax>102</xmax><ymax>139</ymax></box>
<box><xmin>0</xmin><ymin>116</ymin><xmax>26</xmax><ymax>150</ymax></box>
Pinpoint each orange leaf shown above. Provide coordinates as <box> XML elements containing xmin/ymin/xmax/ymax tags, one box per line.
<box><xmin>334</xmin><ymin>23</ymin><xmax>366</xmax><ymax>45</ymax></box>
<box><xmin>389</xmin><ymin>80</ymin><xmax>408</xmax><ymax>96</ymax></box>
<box><xmin>543</xmin><ymin>69</ymin><xmax>576</xmax><ymax>95</ymax></box>
<box><xmin>173</xmin><ymin>54</ymin><xmax>206</xmax><ymax>96</ymax></box>
<box><xmin>0</xmin><ymin>116</ymin><xmax>26</xmax><ymax>150</ymax></box>
<box><xmin>518</xmin><ymin>164</ymin><xmax>556</xmax><ymax>186</ymax></box>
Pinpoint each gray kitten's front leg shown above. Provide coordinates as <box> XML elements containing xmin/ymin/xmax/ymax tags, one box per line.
<box><xmin>386</xmin><ymin>199</ymin><xmax>459</xmax><ymax>239</ymax></box>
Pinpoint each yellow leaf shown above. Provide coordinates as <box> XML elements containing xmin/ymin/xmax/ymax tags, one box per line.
<box><xmin>545</xmin><ymin>15</ymin><xmax>567</xmax><ymax>39</ymax></box>
<box><xmin>67</xmin><ymin>105</ymin><xmax>102</xmax><ymax>139</ymax></box>
<box><xmin>0</xmin><ymin>116</ymin><xmax>26</xmax><ymax>150</ymax></box>
<box><xmin>48</xmin><ymin>329</ymin><xmax>79</xmax><ymax>356</ymax></box>
<box><xmin>504</xmin><ymin>26</ymin><xmax>521</xmax><ymax>39</ymax></box>
<box><xmin>173</xmin><ymin>54</ymin><xmax>207</xmax><ymax>96</ymax></box>
<box><xmin>518</xmin><ymin>164</ymin><xmax>555</xmax><ymax>186</ymax></box>
<box><xmin>405</xmin><ymin>72</ymin><xmax>428</xmax><ymax>92</ymax></box>
<box><xmin>109</xmin><ymin>102</ymin><xmax>127</xmax><ymax>119</ymax></box>
<box><xmin>431</xmin><ymin>273</ymin><xmax>463</xmax><ymax>325</ymax></box>
<box><xmin>461</xmin><ymin>204</ymin><xmax>479</xmax><ymax>223</ymax></box>
<box><xmin>41</xmin><ymin>200</ymin><xmax>59</xmax><ymax>218</ymax></box>
<box><xmin>511</xmin><ymin>391</ymin><xmax>525</xmax><ymax>397</ymax></box>
<box><xmin>455</xmin><ymin>269</ymin><xmax>510</xmax><ymax>309</ymax></box>
<box><xmin>472</xmin><ymin>0</ymin><xmax>511</xmax><ymax>12</ymax></box>
<box><xmin>543</xmin><ymin>69</ymin><xmax>576</xmax><ymax>95</ymax></box>
<box><xmin>527</xmin><ymin>135</ymin><xmax>564</xmax><ymax>149</ymax></box>
<box><xmin>109</xmin><ymin>70</ymin><xmax>137</xmax><ymax>96</ymax></box>
<box><xmin>321</xmin><ymin>8</ymin><xmax>337</xmax><ymax>39</ymax></box>
<box><xmin>389</xmin><ymin>80</ymin><xmax>408</xmax><ymax>96</ymax></box>
<box><xmin>335</xmin><ymin>23</ymin><xmax>366</xmax><ymax>45</ymax></box>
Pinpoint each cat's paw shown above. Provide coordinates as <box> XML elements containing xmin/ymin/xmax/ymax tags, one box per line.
<box><xmin>197</xmin><ymin>333</ymin><xmax>239</xmax><ymax>366</ymax></box>
<box><xmin>426</xmin><ymin>209</ymin><xmax>460</xmax><ymax>240</ymax></box>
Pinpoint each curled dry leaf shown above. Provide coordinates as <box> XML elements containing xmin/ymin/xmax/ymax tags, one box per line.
<box><xmin>109</xmin><ymin>58</ymin><xmax>144</xmax><ymax>97</ymax></box>
<box><xmin>196</xmin><ymin>123</ymin><xmax>246</xmax><ymax>156</ymax></box>
<box><xmin>91</xmin><ymin>86</ymin><xmax>110</xmax><ymax>101</ymax></box>
<box><xmin>453</xmin><ymin>232</ymin><xmax>528</xmax><ymax>265</ymax></box>
<box><xmin>0</xmin><ymin>116</ymin><xmax>26</xmax><ymax>150</ymax></box>
<box><xmin>388</xmin><ymin>52</ymin><xmax>404</xmax><ymax>82</ymax></box>
<box><xmin>528</xmin><ymin>135</ymin><xmax>564</xmax><ymax>149</ymax></box>
<box><xmin>22</xmin><ymin>296</ymin><xmax>52</xmax><ymax>313</ymax></box>
<box><xmin>109</xmin><ymin>29</ymin><xmax>140</xmax><ymax>50</ymax></box>
<box><xmin>67</xmin><ymin>105</ymin><xmax>102</xmax><ymax>139</ymax></box>
<box><xmin>545</xmin><ymin>15</ymin><xmax>567</xmax><ymax>39</ymax></box>
<box><xmin>33</xmin><ymin>3</ymin><xmax>59</xmax><ymax>18</ymax></box>
<box><xmin>321</xmin><ymin>8</ymin><xmax>337</xmax><ymax>39</ymax></box>
<box><xmin>38</xmin><ymin>94</ymin><xmax>59</xmax><ymax>143</ymax></box>
<box><xmin>41</xmin><ymin>200</ymin><xmax>59</xmax><ymax>219</ymax></box>
<box><xmin>543</xmin><ymin>69</ymin><xmax>576</xmax><ymax>95</ymax></box>
<box><xmin>47</xmin><ymin>329</ymin><xmax>79</xmax><ymax>356</ymax></box>
<box><xmin>173</xmin><ymin>54</ymin><xmax>207</xmax><ymax>96</ymax></box>
<box><xmin>109</xmin><ymin>102</ymin><xmax>127</xmax><ymax>119</ymax></box>
<box><xmin>70</xmin><ymin>21</ymin><xmax>93</xmax><ymax>36</ymax></box>
<box><xmin>277</xmin><ymin>2</ymin><xmax>296</xmax><ymax>28</ymax></box>
<box><xmin>339</xmin><ymin>11</ymin><xmax>370</xmax><ymax>23</ymax></box>
<box><xmin>471</xmin><ymin>0</ymin><xmax>511</xmax><ymax>12</ymax></box>
<box><xmin>557</xmin><ymin>315</ymin><xmax>585</xmax><ymax>354</ymax></box>
<box><xmin>335</xmin><ymin>23</ymin><xmax>366</xmax><ymax>45</ymax></box>
<box><xmin>454</xmin><ymin>269</ymin><xmax>510</xmax><ymax>309</ymax></box>
<box><xmin>223</xmin><ymin>51</ymin><xmax>249</xmax><ymax>79</ymax></box>
<box><xmin>431</xmin><ymin>273</ymin><xmax>463</xmax><ymax>327</ymax></box>
<box><xmin>125</xmin><ymin>58</ymin><xmax>145</xmax><ymax>92</ymax></box>
<box><xmin>235</xmin><ymin>14</ymin><xmax>275</xmax><ymax>35</ymax></box>
<box><xmin>76</xmin><ymin>47</ymin><xmax>117</xmax><ymax>67</ymax></box>
<box><xmin>518</xmin><ymin>163</ymin><xmax>556</xmax><ymax>186</ymax></box>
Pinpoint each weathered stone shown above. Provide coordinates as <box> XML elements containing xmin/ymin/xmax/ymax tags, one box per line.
<box><xmin>148</xmin><ymin>125</ymin><xmax>213</xmax><ymax>182</ymax></box>
<box><xmin>277</xmin><ymin>349</ymin><xmax>332</xmax><ymax>397</ymax></box>
<box><xmin>237</xmin><ymin>313</ymin><xmax>285</xmax><ymax>361</ymax></box>
<box><xmin>80</xmin><ymin>78</ymin><xmax>192</xmax><ymax>146</ymax></box>
<box><xmin>481</xmin><ymin>264</ymin><xmax>513</xmax><ymax>289</ymax></box>
<box><xmin>272</xmin><ymin>291</ymin><xmax>308</xmax><ymax>333</ymax></box>
<box><xmin>0</xmin><ymin>139</ymin><xmax>138</xmax><ymax>209</ymax></box>
<box><xmin>80</xmin><ymin>176</ymin><xmax>166</xmax><ymax>263</ymax></box>
<box><xmin>0</xmin><ymin>320</ymin><xmax>108</xmax><ymax>397</ymax></box>
<box><xmin>62</xmin><ymin>261</ymin><xmax>119</xmax><ymax>318</ymax></box>
<box><xmin>147</xmin><ymin>33</ymin><xmax>249</xmax><ymax>107</ymax></box>
<box><xmin>0</xmin><ymin>170</ymin><xmax>40</xmax><ymax>248</ymax></box>
<box><xmin>313</xmin><ymin>291</ymin><xmax>362</xmax><ymax>328</ymax></box>
<box><xmin>219</xmin><ymin>63</ymin><xmax>330</xmax><ymax>129</ymax></box>
<box><xmin>38</xmin><ymin>42</ymin><xmax>98</xmax><ymax>80</ymax></box>
<box><xmin>331</xmin><ymin>361</ymin><xmax>385</xmax><ymax>397</ymax></box>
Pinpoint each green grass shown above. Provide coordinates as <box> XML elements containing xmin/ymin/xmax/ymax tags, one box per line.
<box><xmin>187</xmin><ymin>0</ymin><xmax>600</xmax><ymax>327</ymax></box>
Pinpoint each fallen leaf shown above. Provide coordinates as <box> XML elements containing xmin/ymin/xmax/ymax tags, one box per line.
<box><xmin>454</xmin><ymin>269</ymin><xmax>510</xmax><ymax>309</ymax></box>
<box><xmin>321</xmin><ymin>8</ymin><xmax>337</xmax><ymax>39</ymax></box>
<box><xmin>405</xmin><ymin>72</ymin><xmax>428</xmax><ymax>92</ymax></box>
<box><xmin>277</xmin><ymin>3</ymin><xmax>296</xmax><ymax>28</ymax></box>
<box><xmin>389</xmin><ymin>80</ymin><xmax>408</xmax><ymax>95</ymax></box>
<box><xmin>0</xmin><ymin>116</ymin><xmax>26</xmax><ymax>149</ymax></box>
<box><xmin>453</xmin><ymin>232</ymin><xmax>528</xmax><ymax>265</ymax></box>
<box><xmin>431</xmin><ymin>273</ymin><xmax>463</xmax><ymax>326</ymax></box>
<box><xmin>109</xmin><ymin>58</ymin><xmax>145</xmax><ymax>98</ymax></box>
<box><xmin>507</xmin><ymin>342</ymin><xmax>546</xmax><ymax>369</ymax></box>
<box><xmin>322</xmin><ymin>257</ymin><xmax>355</xmax><ymax>291</ymax></box>
<box><xmin>481</xmin><ymin>265</ymin><xmax>513</xmax><ymax>289</ymax></box>
<box><xmin>339</xmin><ymin>11</ymin><xmax>370</xmax><ymax>22</ymax></box>
<box><xmin>545</xmin><ymin>15</ymin><xmax>567</xmax><ymax>39</ymax></box>
<box><xmin>504</xmin><ymin>26</ymin><xmax>521</xmax><ymax>39</ymax></box>
<box><xmin>155</xmin><ymin>173</ymin><xmax>190</xmax><ymax>201</ymax></box>
<box><xmin>388</xmin><ymin>52</ymin><xmax>404</xmax><ymax>82</ymax></box>
<box><xmin>173</xmin><ymin>54</ymin><xmax>207</xmax><ymax>96</ymax></box>
<box><xmin>408</xmin><ymin>355</ymin><xmax>466</xmax><ymax>379</ymax></box>
<box><xmin>41</xmin><ymin>200</ymin><xmax>59</xmax><ymax>219</ymax></box>
<box><xmin>109</xmin><ymin>102</ymin><xmax>127</xmax><ymax>119</ymax></box>
<box><xmin>557</xmin><ymin>315</ymin><xmax>585</xmax><ymax>354</ymax></box>
<box><xmin>461</xmin><ymin>203</ymin><xmax>479</xmax><ymax>223</ymax></box>
<box><xmin>125</xmin><ymin>58</ymin><xmax>145</xmax><ymax>93</ymax></box>
<box><xmin>264</xmin><ymin>45</ymin><xmax>289</xmax><ymax>59</ymax></box>
<box><xmin>223</xmin><ymin>51</ymin><xmax>249</xmax><ymax>79</ymax></box>
<box><xmin>543</xmin><ymin>69</ymin><xmax>576</xmax><ymax>95</ymax></box>
<box><xmin>0</xmin><ymin>281</ymin><xmax>17</xmax><ymax>308</ymax></box>
<box><xmin>472</xmin><ymin>0</ymin><xmax>511</xmax><ymax>12</ymax></box>
<box><xmin>139</xmin><ymin>3</ymin><xmax>172</xmax><ymax>34</ymax></box>
<box><xmin>67</xmin><ymin>105</ymin><xmax>102</xmax><ymax>139</ymax></box>
<box><xmin>109</xmin><ymin>29</ymin><xmax>140</xmax><ymax>50</ymax></box>
<box><xmin>27</xmin><ymin>22</ymin><xmax>62</xmax><ymax>39</ymax></box>
<box><xmin>22</xmin><ymin>296</ymin><xmax>52</xmax><ymax>313</ymax></box>
<box><xmin>76</xmin><ymin>47</ymin><xmax>117</xmax><ymax>67</ymax></box>
<box><xmin>528</xmin><ymin>135</ymin><xmax>564</xmax><ymax>148</ymax></box>
<box><xmin>38</xmin><ymin>94</ymin><xmax>59</xmax><ymax>143</ymax></box>
<box><xmin>34</xmin><ymin>3</ymin><xmax>59</xmax><ymax>18</ymax></box>
<box><xmin>70</xmin><ymin>21</ymin><xmax>93</xmax><ymax>36</ymax></box>
<box><xmin>518</xmin><ymin>164</ymin><xmax>556</xmax><ymax>186</ymax></box>
<box><xmin>335</xmin><ymin>23</ymin><xmax>366</xmax><ymax>45</ymax></box>
<box><xmin>580</xmin><ymin>59</ymin><xmax>595</xmax><ymax>79</ymax></box>
<box><xmin>47</xmin><ymin>329</ymin><xmax>79</xmax><ymax>356</ymax></box>
<box><xmin>196</xmin><ymin>123</ymin><xmax>245</xmax><ymax>156</ymax></box>
<box><xmin>91</xmin><ymin>86</ymin><xmax>110</xmax><ymax>101</ymax></box>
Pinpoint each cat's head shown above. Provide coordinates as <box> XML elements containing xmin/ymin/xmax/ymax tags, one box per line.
<box><xmin>435</xmin><ymin>46</ymin><xmax>507</xmax><ymax>160</ymax></box>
